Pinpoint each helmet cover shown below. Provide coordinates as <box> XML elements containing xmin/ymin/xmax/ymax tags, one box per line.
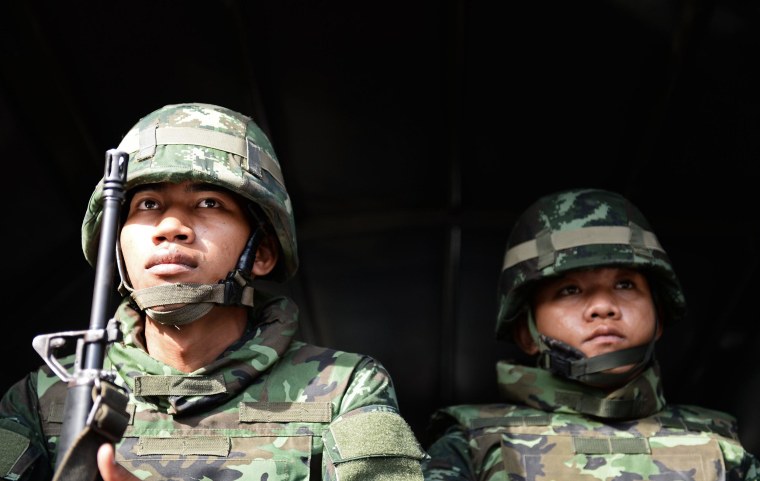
<box><xmin>81</xmin><ymin>103</ymin><xmax>298</xmax><ymax>281</ymax></box>
<box><xmin>496</xmin><ymin>188</ymin><xmax>686</xmax><ymax>341</ymax></box>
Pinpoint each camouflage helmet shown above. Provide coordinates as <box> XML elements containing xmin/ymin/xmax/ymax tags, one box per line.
<box><xmin>496</xmin><ymin>188</ymin><xmax>686</xmax><ymax>341</ymax></box>
<box><xmin>82</xmin><ymin>102</ymin><xmax>297</xmax><ymax>281</ymax></box>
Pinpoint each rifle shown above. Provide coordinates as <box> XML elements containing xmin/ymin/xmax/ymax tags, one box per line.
<box><xmin>33</xmin><ymin>149</ymin><xmax>131</xmax><ymax>481</ymax></box>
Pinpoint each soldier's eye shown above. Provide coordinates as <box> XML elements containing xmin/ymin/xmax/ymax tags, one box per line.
<box><xmin>616</xmin><ymin>279</ymin><xmax>634</xmax><ymax>289</ymax></box>
<box><xmin>558</xmin><ymin>285</ymin><xmax>580</xmax><ymax>297</ymax></box>
<box><xmin>198</xmin><ymin>198</ymin><xmax>219</xmax><ymax>208</ymax></box>
<box><xmin>136</xmin><ymin>199</ymin><xmax>159</xmax><ymax>210</ymax></box>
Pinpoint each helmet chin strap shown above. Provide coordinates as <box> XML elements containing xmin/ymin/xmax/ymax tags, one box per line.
<box><xmin>117</xmin><ymin>207</ymin><xmax>266</xmax><ymax>327</ymax></box>
<box><xmin>528</xmin><ymin>310</ymin><xmax>658</xmax><ymax>388</ymax></box>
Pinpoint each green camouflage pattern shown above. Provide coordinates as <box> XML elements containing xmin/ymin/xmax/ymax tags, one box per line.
<box><xmin>81</xmin><ymin>102</ymin><xmax>298</xmax><ymax>281</ymax></box>
<box><xmin>494</xmin><ymin>361</ymin><xmax>666</xmax><ymax>419</ymax></box>
<box><xmin>422</xmin><ymin>362</ymin><xmax>760</xmax><ymax>481</ymax></box>
<box><xmin>496</xmin><ymin>188</ymin><xmax>686</xmax><ymax>341</ymax></box>
<box><xmin>0</xmin><ymin>295</ymin><xmax>425</xmax><ymax>480</ymax></box>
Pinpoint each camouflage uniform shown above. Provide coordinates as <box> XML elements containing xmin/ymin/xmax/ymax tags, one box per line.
<box><xmin>423</xmin><ymin>362</ymin><xmax>760</xmax><ymax>480</ymax></box>
<box><xmin>0</xmin><ymin>103</ymin><xmax>426</xmax><ymax>480</ymax></box>
<box><xmin>422</xmin><ymin>189</ymin><xmax>760</xmax><ymax>481</ymax></box>
<box><xmin>1</xmin><ymin>295</ymin><xmax>425</xmax><ymax>480</ymax></box>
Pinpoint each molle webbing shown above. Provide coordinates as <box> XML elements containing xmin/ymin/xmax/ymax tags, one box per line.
<box><xmin>470</xmin><ymin>414</ymin><xmax>550</xmax><ymax>429</ymax></box>
<box><xmin>239</xmin><ymin>402</ymin><xmax>332</xmax><ymax>423</ymax></box>
<box><xmin>503</xmin><ymin>223</ymin><xmax>663</xmax><ymax>270</ymax></box>
<box><xmin>573</xmin><ymin>436</ymin><xmax>650</xmax><ymax>454</ymax></box>
<box><xmin>133</xmin><ymin>374</ymin><xmax>227</xmax><ymax>396</ymax></box>
<box><xmin>497</xmin><ymin>428</ymin><xmax>724</xmax><ymax>481</ymax></box>
<box><xmin>122</xmin><ymin>401</ymin><xmax>334</xmax><ymax>456</ymax></box>
<box><xmin>441</xmin><ymin>403</ymin><xmax>730</xmax><ymax>481</ymax></box>
<box><xmin>136</xmin><ymin>436</ymin><xmax>230</xmax><ymax>456</ymax></box>
<box><xmin>118</xmin><ymin>123</ymin><xmax>285</xmax><ymax>187</ymax></box>
<box><xmin>474</xmin><ymin>426</ymin><xmax>654</xmax><ymax>474</ymax></box>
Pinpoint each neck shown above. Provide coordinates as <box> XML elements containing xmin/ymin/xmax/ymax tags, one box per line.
<box><xmin>143</xmin><ymin>305</ymin><xmax>248</xmax><ymax>373</ymax></box>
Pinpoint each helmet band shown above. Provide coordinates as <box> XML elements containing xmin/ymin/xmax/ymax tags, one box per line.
<box><xmin>117</xmin><ymin>124</ymin><xmax>285</xmax><ymax>187</ymax></box>
<box><xmin>503</xmin><ymin>223</ymin><xmax>664</xmax><ymax>271</ymax></box>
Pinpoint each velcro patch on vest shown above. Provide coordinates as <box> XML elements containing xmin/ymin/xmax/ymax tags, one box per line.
<box><xmin>333</xmin><ymin>457</ymin><xmax>424</xmax><ymax>481</ymax></box>
<box><xmin>324</xmin><ymin>410</ymin><xmax>425</xmax><ymax>463</ymax></box>
<box><xmin>134</xmin><ymin>374</ymin><xmax>227</xmax><ymax>396</ymax></box>
<box><xmin>0</xmin><ymin>426</ymin><xmax>30</xmax><ymax>477</ymax></box>
<box><xmin>239</xmin><ymin>401</ymin><xmax>332</xmax><ymax>423</ymax></box>
<box><xmin>136</xmin><ymin>436</ymin><xmax>230</xmax><ymax>456</ymax></box>
<box><xmin>573</xmin><ymin>436</ymin><xmax>651</xmax><ymax>454</ymax></box>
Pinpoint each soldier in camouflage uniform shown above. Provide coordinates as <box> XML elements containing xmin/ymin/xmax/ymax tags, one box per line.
<box><xmin>422</xmin><ymin>188</ymin><xmax>760</xmax><ymax>481</ymax></box>
<box><xmin>0</xmin><ymin>103</ymin><xmax>426</xmax><ymax>481</ymax></box>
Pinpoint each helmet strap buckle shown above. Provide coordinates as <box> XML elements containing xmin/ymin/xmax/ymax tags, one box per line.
<box><xmin>222</xmin><ymin>269</ymin><xmax>250</xmax><ymax>305</ymax></box>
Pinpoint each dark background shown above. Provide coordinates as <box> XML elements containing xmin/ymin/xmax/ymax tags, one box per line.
<box><xmin>2</xmin><ymin>0</ymin><xmax>758</xmax><ymax>456</ymax></box>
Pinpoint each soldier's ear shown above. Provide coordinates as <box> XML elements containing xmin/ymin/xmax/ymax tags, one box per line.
<box><xmin>513</xmin><ymin>315</ymin><xmax>539</xmax><ymax>355</ymax></box>
<box><xmin>252</xmin><ymin>235</ymin><xmax>279</xmax><ymax>277</ymax></box>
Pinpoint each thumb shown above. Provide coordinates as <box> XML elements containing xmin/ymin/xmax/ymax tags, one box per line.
<box><xmin>97</xmin><ymin>443</ymin><xmax>138</xmax><ymax>481</ymax></box>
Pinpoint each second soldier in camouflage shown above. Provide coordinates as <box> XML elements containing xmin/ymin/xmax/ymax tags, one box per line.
<box><xmin>422</xmin><ymin>188</ymin><xmax>760</xmax><ymax>481</ymax></box>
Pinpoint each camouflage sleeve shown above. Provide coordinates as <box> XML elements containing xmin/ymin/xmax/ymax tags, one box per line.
<box><xmin>0</xmin><ymin>373</ymin><xmax>53</xmax><ymax>481</ymax></box>
<box><xmin>322</xmin><ymin>357</ymin><xmax>426</xmax><ymax>480</ymax></box>
<box><xmin>337</xmin><ymin>356</ymin><xmax>400</xmax><ymax>412</ymax></box>
<box><xmin>722</xmin><ymin>438</ymin><xmax>760</xmax><ymax>481</ymax></box>
<box><xmin>421</xmin><ymin>424</ymin><xmax>474</xmax><ymax>481</ymax></box>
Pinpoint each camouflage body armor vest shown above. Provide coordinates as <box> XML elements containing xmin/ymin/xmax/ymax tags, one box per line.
<box><xmin>430</xmin><ymin>362</ymin><xmax>745</xmax><ymax>481</ymax></box>
<box><xmin>33</xmin><ymin>297</ymin><xmax>425</xmax><ymax>480</ymax></box>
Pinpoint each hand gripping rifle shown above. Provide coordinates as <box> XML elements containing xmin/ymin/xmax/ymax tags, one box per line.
<box><xmin>33</xmin><ymin>149</ymin><xmax>131</xmax><ymax>481</ymax></box>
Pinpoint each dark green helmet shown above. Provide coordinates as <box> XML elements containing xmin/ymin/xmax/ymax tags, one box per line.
<box><xmin>82</xmin><ymin>103</ymin><xmax>298</xmax><ymax>282</ymax></box>
<box><xmin>496</xmin><ymin>188</ymin><xmax>686</xmax><ymax>342</ymax></box>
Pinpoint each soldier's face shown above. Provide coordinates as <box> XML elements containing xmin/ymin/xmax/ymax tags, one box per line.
<box><xmin>531</xmin><ymin>267</ymin><xmax>660</xmax><ymax>374</ymax></box>
<box><xmin>120</xmin><ymin>181</ymin><xmax>251</xmax><ymax>290</ymax></box>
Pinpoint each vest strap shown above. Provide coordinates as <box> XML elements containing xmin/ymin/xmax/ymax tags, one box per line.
<box><xmin>134</xmin><ymin>374</ymin><xmax>227</xmax><ymax>396</ymax></box>
<box><xmin>573</xmin><ymin>436</ymin><xmax>650</xmax><ymax>454</ymax></box>
<box><xmin>136</xmin><ymin>436</ymin><xmax>231</xmax><ymax>456</ymax></box>
<box><xmin>239</xmin><ymin>402</ymin><xmax>332</xmax><ymax>423</ymax></box>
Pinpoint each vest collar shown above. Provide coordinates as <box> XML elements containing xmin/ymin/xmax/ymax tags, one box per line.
<box><xmin>107</xmin><ymin>295</ymin><xmax>298</xmax><ymax>415</ymax></box>
<box><xmin>496</xmin><ymin>360</ymin><xmax>666</xmax><ymax>419</ymax></box>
